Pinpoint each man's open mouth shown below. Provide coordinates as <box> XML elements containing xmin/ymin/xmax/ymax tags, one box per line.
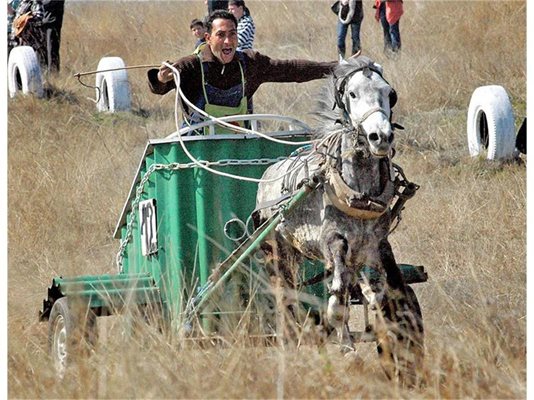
<box><xmin>222</xmin><ymin>48</ymin><xmax>233</xmax><ymax>55</ymax></box>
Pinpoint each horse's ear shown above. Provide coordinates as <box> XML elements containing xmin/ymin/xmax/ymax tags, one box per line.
<box><xmin>335</xmin><ymin>86</ymin><xmax>345</xmax><ymax>110</ymax></box>
<box><xmin>362</xmin><ymin>67</ymin><xmax>372</xmax><ymax>78</ymax></box>
<box><xmin>389</xmin><ymin>88</ymin><xmax>398</xmax><ymax>108</ymax></box>
<box><xmin>371</xmin><ymin>62</ymin><xmax>384</xmax><ymax>75</ymax></box>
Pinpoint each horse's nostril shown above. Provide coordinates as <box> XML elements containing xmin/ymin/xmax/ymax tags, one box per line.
<box><xmin>388</xmin><ymin>133</ymin><xmax>394</xmax><ymax>143</ymax></box>
<box><xmin>369</xmin><ymin>132</ymin><xmax>379</xmax><ymax>142</ymax></box>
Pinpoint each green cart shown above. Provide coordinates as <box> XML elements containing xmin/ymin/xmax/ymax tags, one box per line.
<box><xmin>38</xmin><ymin>115</ymin><xmax>427</xmax><ymax>377</ymax></box>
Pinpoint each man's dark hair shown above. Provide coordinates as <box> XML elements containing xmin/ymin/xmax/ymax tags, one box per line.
<box><xmin>190</xmin><ymin>18</ymin><xmax>205</xmax><ymax>30</ymax></box>
<box><xmin>205</xmin><ymin>10</ymin><xmax>237</xmax><ymax>33</ymax></box>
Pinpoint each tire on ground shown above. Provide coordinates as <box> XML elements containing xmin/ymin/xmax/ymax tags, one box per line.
<box><xmin>95</xmin><ymin>56</ymin><xmax>131</xmax><ymax>112</ymax></box>
<box><xmin>7</xmin><ymin>46</ymin><xmax>44</xmax><ymax>98</ymax></box>
<box><xmin>467</xmin><ymin>85</ymin><xmax>516</xmax><ymax>160</ymax></box>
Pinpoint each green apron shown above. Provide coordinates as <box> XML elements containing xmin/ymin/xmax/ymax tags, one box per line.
<box><xmin>199</xmin><ymin>55</ymin><xmax>248</xmax><ymax>135</ymax></box>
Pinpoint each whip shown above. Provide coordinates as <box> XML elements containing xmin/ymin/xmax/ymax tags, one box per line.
<box><xmin>73</xmin><ymin>63</ymin><xmax>160</xmax><ymax>103</ymax></box>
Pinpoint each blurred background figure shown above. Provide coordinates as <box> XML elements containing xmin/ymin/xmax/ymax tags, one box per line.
<box><xmin>331</xmin><ymin>0</ymin><xmax>363</xmax><ymax>60</ymax></box>
<box><xmin>9</xmin><ymin>0</ymin><xmax>65</xmax><ymax>73</ymax></box>
<box><xmin>41</xmin><ymin>0</ymin><xmax>65</xmax><ymax>72</ymax></box>
<box><xmin>10</xmin><ymin>0</ymin><xmax>45</xmax><ymax>62</ymax></box>
<box><xmin>228</xmin><ymin>0</ymin><xmax>255</xmax><ymax>51</ymax></box>
<box><xmin>7</xmin><ymin>0</ymin><xmax>21</xmax><ymax>55</ymax></box>
<box><xmin>205</xmin><ymin>0</ymin><xmax>228</xmax><ymax>14</ymax></box>
<box><xmin>190</xmin><ymin>18</ymin><xmax>207</xmax><ymax>52</ymax></box>
<box><xmin>374</xmin><ymin>0</ymin><xmax>403</xmax><ymax>54</ymax></box>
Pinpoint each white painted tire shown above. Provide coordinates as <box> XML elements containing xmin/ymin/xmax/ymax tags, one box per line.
<box><xmin>95</xmin><ymin>57</ymin><xmax>131</xmax><ymax>112</ymax></box>
<box><xmin>467</xmin><ymin>85</ymin><xmax>516</xmax><ymax>160</ymax></box>
<box><xmin>7</xmin><ymin>46</ymin><xmax>44</xmax><ymax>98</ymax></box>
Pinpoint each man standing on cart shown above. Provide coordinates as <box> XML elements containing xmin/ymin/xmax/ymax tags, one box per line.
<box><xmin>148</xmin><ymin>10</ymin><xmax>339</xmax><ymax>134</ymax></box>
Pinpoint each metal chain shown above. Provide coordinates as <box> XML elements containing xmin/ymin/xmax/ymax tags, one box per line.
<box><xmin>115</xmin><ymin>157</ymin><xmax>289</xmax><ymax>271</ymax></box>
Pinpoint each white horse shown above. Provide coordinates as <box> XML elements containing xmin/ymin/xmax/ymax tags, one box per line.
<box><xmin>254</xmin><ymin>55</ymin><xmax>423</xmax><ymax>385</ymax></box>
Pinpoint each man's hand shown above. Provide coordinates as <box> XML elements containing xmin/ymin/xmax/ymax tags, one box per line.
<box><xmin>157</xmin><ymin>63</ymin><xmax>174</xmax><ymax>83</ymax></box>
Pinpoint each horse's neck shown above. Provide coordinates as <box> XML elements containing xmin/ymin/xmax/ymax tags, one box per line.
<box><xmin>341</xmin><ymin>152</ymin><xmax>384</xmax><ymax>196</ymax></box>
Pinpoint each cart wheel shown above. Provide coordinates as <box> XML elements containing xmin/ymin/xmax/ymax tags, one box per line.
<box><xmin>48</xmin><ymin>297</ymin><xmax>98</xmax><ymax>378</ymax></box>
<box><xmin>95</xmin><ymin>56</ymin><xmax>131</xmax><ymax>112</ymax></box>
<box><xmin>374</xmin><ymin>285</ymin><xmax>424</xmax><ymax>387</ymax></box>
<box><xmin>7</xmin><ymin>46</ymin><xmax>44</xmax><ymax>98</ymax></box>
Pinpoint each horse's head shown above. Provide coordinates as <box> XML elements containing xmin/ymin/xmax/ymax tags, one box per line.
<box><xmin>333</xmin><ymin>57</ymin><xmax>397</xmax><ymax>158</ymax></box>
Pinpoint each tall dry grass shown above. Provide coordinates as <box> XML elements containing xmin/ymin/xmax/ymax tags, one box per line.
<box><xmin>8</xmin><ymin>1</ymin><xmax>526</xmax><ymax>398</ymax></box>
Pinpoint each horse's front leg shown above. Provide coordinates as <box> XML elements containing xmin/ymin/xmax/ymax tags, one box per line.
<box><xmin>379</xmin><ymin>239</ymin><xmax>407</xmax><ymax>298</ymax></box>
<box><xmin>325</xmin><ymin>234</ymin><xmax>353</xmax><ymax>353</ymax></box>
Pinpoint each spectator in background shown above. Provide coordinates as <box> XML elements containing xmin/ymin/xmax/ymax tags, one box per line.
<box><xmin>375</xmin><ymin>0</ymin><xmax>403</xmax><ymax>54</ymax></box>
<box><xmin>205</xmin><ymin>0</ymin><xmax>228</xmax><ymax>14</ymax></box>
<box><xmin>41</xmin><ymin>0</ymin><xmax>65</xmax><ymax>72</ymax></box>
<box><xmin>331</xmin><ymin>0</ymin><xmax>363</xmax><ymax>60</ymax></box>
<box><xmin>9</xmin><ymin>0</ymin><xmax>64</xmax><ymax>73</ymax></box>
<box><xmin>190</xmin><ymin>18</ymin><xmax>207</xmax><ymax>52</ymax></box>
<box><xmin>228</xmin><ymin>0</ymin><xmax>254</xmax><ymax>51</ymax></box>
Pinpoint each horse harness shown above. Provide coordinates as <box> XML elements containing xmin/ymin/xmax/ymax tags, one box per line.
<box><xmin>320</xmin><ymin>127</ymin><xmax>396</xmax><ymax>220</ymax></box>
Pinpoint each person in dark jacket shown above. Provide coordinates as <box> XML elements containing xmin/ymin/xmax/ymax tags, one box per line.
<box><xmin>149</xmin><ymin>10</ymin><xmax>337</xmax><ymax>134</ymax></box>
<box><xmin>332</xmin><ymin>0</ymin><xmax>363</xmax><ymax>59</ymax></box>
<box><xmin>41</xmin><ymin>0</ymin><xmax>65</xmax><ymax>72</ymax></box>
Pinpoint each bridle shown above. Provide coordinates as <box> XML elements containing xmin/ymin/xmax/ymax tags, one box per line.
<box><xmin>333</xmin><ymin>65</ymin><xmax>398</xmax><ymax>129</ymax></box>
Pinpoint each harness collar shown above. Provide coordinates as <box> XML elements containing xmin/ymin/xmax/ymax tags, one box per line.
<box><xmin>324</xmin><ymin>167</ymin><xmax>395</xmax><ymax>219</ymax></box>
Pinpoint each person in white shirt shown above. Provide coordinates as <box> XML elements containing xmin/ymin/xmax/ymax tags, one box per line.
<box><xmin>228</xmin><ymin>0</ymin><xmax>255</xmax><ymax>51</ymax></box>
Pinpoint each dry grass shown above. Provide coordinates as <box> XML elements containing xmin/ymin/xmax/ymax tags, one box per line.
<box><xmin>7</xmin><ymin>1</ymin><xmax>526</xmax><ymax>398</ymax></box>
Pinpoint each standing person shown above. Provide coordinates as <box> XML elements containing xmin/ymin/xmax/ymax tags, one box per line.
<box><xmin>228</xmin><ymin>0</ymin><xmax>254</xmax><ymax>51</ymax></box>
<box><xmin>190</xmin><ymin>18</ymin><xmax>207</xmax><ymax>52</ymax></box>
<box><xmin>41</xmin><ymin>0</ymin><xmax>65</xmax><ymax>72</ymax></box>
<box><xmin>375</xmin><ymin>0</ymin><xmax>403</xmax><ymax>54</ymax></box>
<box><xmin>331</xmin><ymin>0</ymin><xmax>363</xmax><ymax>60</ymax></box>
<box><xmin>205</xmin><ymin>0</ymin><xmax>228</xmax><ymax>14</ymax></box>
<box><xmin>148</xmin><ymin>10</ymin><xmax>337</xmax><ymax>134</ymax></box>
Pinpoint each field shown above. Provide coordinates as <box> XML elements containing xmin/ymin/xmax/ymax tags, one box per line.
<box><xmin>7</xmin><ymin>0</ymin><xmax>526</xmax><ymax>398</ymax></box>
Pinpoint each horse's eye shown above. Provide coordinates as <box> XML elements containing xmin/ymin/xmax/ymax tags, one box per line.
<box><xmin>349</xmin><ymin>92</ymin><xmax>356</xmax><ymax>99</ymax></box>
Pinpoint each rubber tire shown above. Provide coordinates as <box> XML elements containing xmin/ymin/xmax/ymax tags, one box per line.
<box><xmin>467</xmin><ymin>85</ymin><xmax>516</xmax><ymax>160</ymax></box>
<box><xmin>374</xmin><ymin>285</ymin><xmax>424</xmax><ymax>387</ymax></box>
<box><xmin>48</xmin><ymin>297</ymin><xmax>98</xmax><ymax>378</ymax></box>
<box><xmin>7</xmin><ymin>46</ymin><xmax>44</xmax><ymax>98</ymax></box>
<box><xmin>95</xmin><ymin>56</ymin><xmax>131</xmax><ymax>112</ymax></box>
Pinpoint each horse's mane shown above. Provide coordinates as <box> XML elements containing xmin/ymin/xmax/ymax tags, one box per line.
<box><xmin>312</xmin><ymin>56</ymin><xmax>383</xmax><ymax>139</ymax></box>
